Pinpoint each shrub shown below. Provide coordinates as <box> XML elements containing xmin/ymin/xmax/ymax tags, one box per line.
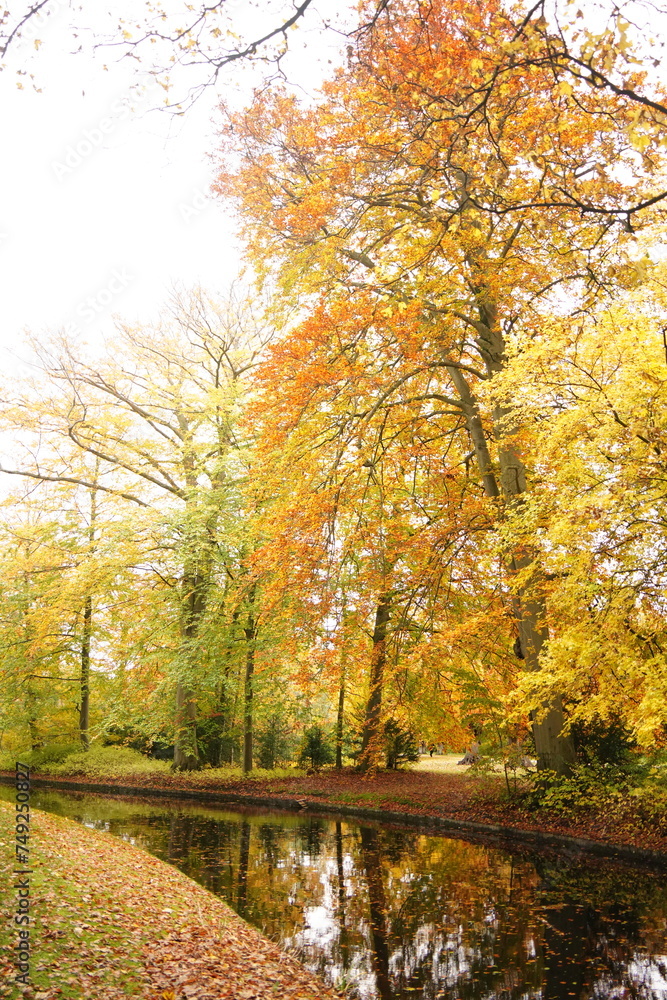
<box><xmin>48</xmin><ymin>745</ymin><xmax>170</xmax><ymax>778</ymax></box>
<box><xmin>19</xmin><ymin>742</ymin><xmax>82</xmax><ymax>771</ymax></box>
<box><xmin>383</xmin><ymin>719</ymin><xmax>420</xmax><ymax>769</ymax></box>
<box><xmin>523</xmin><ymin>762</ymin><xmax>628</xmax><ymax>816</ymax></box>
<box><xmin>299</xmin><ymin>726</ymin><xmax>334</xmax><ymax>770</ymax></box>
<box><xmin>571</xmin><ymin>717</ymin><xmax>643</xmax><ymax>777</ymax></box>
<box><xmin>256</xmin><ymin>714</ymin><xmax>293</xmax><ymax>770</ymax></box>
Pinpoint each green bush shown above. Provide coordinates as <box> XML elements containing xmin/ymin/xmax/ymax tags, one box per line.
<box><xmin>299</xmin><ymin>726</ymin><xmax>334</xmax><ymax>770</ymax></box>
<box><xmin>524</xmin><ymin>763</ymin><xmax>626</xmax><ymax>815</ymax></box>
<box><xmin>626</xmin><ymin>785</ymin><xmax>667</xmax><ymax>834</ymax></box>
<box><xmin>19</xmin><ymin>742</ymin><xmax>83</xmax><ymax>771</ymax></box>
<box><xmin>48</xmin><ymin>745</ymin><xmax>170</xmax><ymax>778</ymax></box>
<box><xmin>383</xmin><ymin>719</ymin><xmax>420</xmax><ymax>769</ymax></box>
<box><xmin>256</xmin><ymin>714</ymin><xmax>294</xmax><ymax>770</ymax></box>
<box><xmin>571</xmin><ymin>717</ymin><xmax>644</xmax><ymax>778</ymax></box>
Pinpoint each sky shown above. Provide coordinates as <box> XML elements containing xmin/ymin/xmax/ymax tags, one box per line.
<box><xmin>0</xmin><ymin>0</ymin><xmax>342</xmax><ymax>370</ymax></box>
<box><xmin>0</xmin><ymin>0</ymin><xmax>661</xmax><ymax>374</ymax></box>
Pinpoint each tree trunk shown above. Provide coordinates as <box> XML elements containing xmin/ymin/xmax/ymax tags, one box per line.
<box><xmin>79</xmin><ymin>594</ymin><xmax>92</xmax><ymax>751</ymax></box>
<box><xmin>243</xmin><ymin>585</ymin><xmax>257</xmax><ymax>774</ymax></box>
<box><xmin>359</xmin><ymin>592</ymin><xmax>391</xmax><ymax>773</ymax></box>
<box><xmin>173</xmin><ymin>558</ymin><xmax>210</xmax><ymax>771</ymax></box>
<box><xmin>447</xmin><ymin>307</ymin><xmax>576</xmax><ymax>775</ymax></box>
<box><xmin>79</xmin><ymin>474</ymin><xmax>98</xmax><ymax>751</ymax></box>
<box><xmin>173</xmin><ymin>681</ymin><xmax>198</xmax><ymax>770</ymax></box>
<box><xmin>26</xmin><ymin>683</ymin><xmax>42</xmax><ymax>752</ymax></box>
<box><xmin>215</xmin><ymin>607</ymin><xmax>240</xmax><ymax>765</ymax></box>
<box><xmin>336</xmin><ymin>655</ymin><xmax>346</xmax><ymax>770</ymax></box>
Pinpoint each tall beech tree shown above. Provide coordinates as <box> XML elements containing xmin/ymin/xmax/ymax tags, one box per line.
<box><xmin>215</xmin><ymin>0</ymin><xmax>667</xmax><ymax>772</ymax></box>
<box><xmin>245</xmin><ymin>292</ymin><xmax>491</xmax><ymax>770</ymax></box>
<box><xmin>486</xmin><ymin>287</ymin><xmax>667</xmax><ymax>745</ymax></box>
<box><xmin>0</xmin><ymin>289</ymin><xmax>271</xmax><ymax>768</ymax></box>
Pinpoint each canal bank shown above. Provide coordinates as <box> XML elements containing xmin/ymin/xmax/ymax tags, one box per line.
<box><xmin>2</xmin><ymin>784</ymin><xmax>667</xmax><ymax>1000</ymax></box>
<box><xmin>0</xmin><ymin>799</ymin><xmax>342</xmax><ymax>1000</ymax></box>
<box><xmin>1</xmin><ymin>769</ymin><xmax>666</xmax><ymax>870</ymax></box>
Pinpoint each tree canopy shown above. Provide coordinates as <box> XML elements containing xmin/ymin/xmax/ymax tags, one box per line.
<box><xmin>1</xmin><ymin>0</ymin><xmax>667</xmax><ymax>776</ymax></box>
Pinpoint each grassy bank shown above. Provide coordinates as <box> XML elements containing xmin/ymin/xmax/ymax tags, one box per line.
<box><xmin>0</xmin><ymin>800</ymin><xmax>339</xmax><ymax>1000</ymax></box>
<box><xmin>2</xmin><ymin>744</ymin><xmax>667</xmax><ymax>859</ymax></box>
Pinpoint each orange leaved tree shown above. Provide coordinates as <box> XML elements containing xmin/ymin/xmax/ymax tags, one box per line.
<box><xmin>214</xmin><ymin>0</ymin><xmax>667</xmax><ymax>772</ymax></box>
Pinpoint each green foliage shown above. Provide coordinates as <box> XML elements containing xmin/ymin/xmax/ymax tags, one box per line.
<box><xmin>102</xmin><ymin>726</ymin><xmax>174</xmax><ymax>760</ymax></box>
<box><xmin>256</xmin><ymin>713</ymin><xmax>294</xmax><ymax>770</ymax></box>
<box><xmin>383</xmin><ymin>719</ymin><xmax>419</xmax><ymax>770</ymax></box>
<box><xmin>48</xmin><ymin>745</ymin><xmax>171</xmax><ymax>778</ymax></box>
<box><xmin>18</xmin><ymin>742</ymin><xmax>83</xmax><ymax>770</ymax></box>
<box><xmin>571</xmin><ymin>717</ymin><xmax>641</xmax><ymax>772</ymax></box>
<box><xmin>524</xmin><ymin>763</ymin><xmax>628</xmax><ymax>815</ymax></box>
<box><xmin>299</xmin><ymin>726</ymin><xmax>334</xmax><ymax>770</ymax></box>
<box><xmin>195</xmin><ymin>715</ymin><xmax>231</xmax><ymax>767</ymax></box>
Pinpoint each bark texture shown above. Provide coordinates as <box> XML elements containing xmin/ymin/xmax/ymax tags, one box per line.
<box><xmin>359</xmin><ymin>592</ymin><xmax>392</xmax><ymax>773</ymax></box>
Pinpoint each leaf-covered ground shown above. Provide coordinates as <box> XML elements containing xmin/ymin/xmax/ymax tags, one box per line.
<box><xmin>6</xmin><ymin>764</ymin><xmax>666</xmax><ymax>857</ymax></box>
<box><xmin>0</xmin><ymin>801</ymin><xmax>341</xmax><ymax>1000</ymax></box>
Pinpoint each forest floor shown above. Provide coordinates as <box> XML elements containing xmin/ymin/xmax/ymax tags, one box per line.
<box><xmin>0</xmin><ymin>800</ymin><xmax>342</xmax><ymax>1000</ymax></box>
<box><xmin>7</xmin><ymin>758</ymin><xmax>667</xmax><ymax>860</ymax></box>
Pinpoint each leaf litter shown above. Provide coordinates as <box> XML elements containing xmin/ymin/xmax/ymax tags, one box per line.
<box><xmin>0</xmin><ymin>801</ymin><xmax>341</xmax><ymax>1000</ymax></box>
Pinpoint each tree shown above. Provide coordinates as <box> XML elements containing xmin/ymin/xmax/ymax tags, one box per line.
<box><xmin>0</xmin><ymin>288</ymin><xmax>272</xmax><ymax>768</ymax></box>
<box><xmin>0</xmin><ymin>469</ymin><xmax>131</xmax><ymax>753</ymax></box>
<box><xmin>299</xmin><ymin>725</ymin><xmax>334</xmax><ymax>770</ymax></box>
<box><xmin>215</xmin><ymin>0</ymin><xmax>667</xmax><ymax>772</ymax></box>
<box><xmin>0</xmin><ymin>0</ymin><xmax>390</xmax><ymax>107</ymax></box>
<box><xmin>489</xmin><ymin>286</ymin><xmax>667</xmax><ymax>747</ymax></box>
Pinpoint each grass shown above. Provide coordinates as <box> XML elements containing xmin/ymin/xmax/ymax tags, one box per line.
<box><xmin>0</xmin><ymin>801</ymin><xmax>151</xmax><ymax>998</ymax></box>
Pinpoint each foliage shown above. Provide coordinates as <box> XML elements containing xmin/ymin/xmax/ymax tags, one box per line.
<box><xmin>298</xmin><ymin>726</ymin><xmax>334</xmax><ymax>770</ymax></box>
<box><xmin>256</xmin><ymin>713</ymin><xmax>294</xmax><ymax>770</ymax></box>
<box><xmin>523</xmin><ymin>760</ymin><xmax>640</xmax><ymax>816</ymax></box>
<box><xmin>47</xmin><ymin>745</ymin><xmax>171</xmax><ymax>778</ymax></box>
<box><xmin>213</xmin><ymin>0</ymin><xmax>667</xmax><ymax>774</ymax></box>
<box><xmin>4</xmin><ymin>0</ymin><xmax>667</xmax><ymax>803</ymax></box>
<box><xmin>571</xmin><ymin>717</ymin><xmax>641</xmax><ymax>772</ymax></box>
<box><xmin>383</xmin><ymin>719</ymin><xmax>420</xmax><ymax>770</ymax></box>
<box><xmin>17</xmin><ymin>742</ymin><xmax>82</xmax><ymax>770</ymax></box>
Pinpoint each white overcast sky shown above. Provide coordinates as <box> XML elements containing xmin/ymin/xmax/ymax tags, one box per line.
<box><xmin>0</xmin><ymin>0</ymin><xmax>661</xmax><ymax>371</ymax></box>
<box><xmin>0</xmin><ymin>0</ymin><xmax>343</xmax><ymax>367</ymax></box>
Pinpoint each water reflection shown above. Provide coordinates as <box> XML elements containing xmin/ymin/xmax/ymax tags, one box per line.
<box><xmin>2</xmin><ymin>785</ymin><xmax>666</xmax><ymax>1000</ymax></box>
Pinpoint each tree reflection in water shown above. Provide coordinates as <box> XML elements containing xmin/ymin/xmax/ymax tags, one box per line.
<box><xmin>11</xmin><ymin>787</ymin><xmax>667</xmax><ymax>1000</ymax></box>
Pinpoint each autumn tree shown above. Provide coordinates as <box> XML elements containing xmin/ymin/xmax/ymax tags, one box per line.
<box><xmin>243</xmin><ymin>289</ymin><xmax>499</xmax><ymax>770</ymax></box>
<box><xmin>0</xmin><ymin>473</ymin><xmax>129</xmax><ymax>753</ymax></box>
<box><xmin>485</xmin><ymin>282</ymin><xmax>667</xmax><ymax>746</ymax></box>
<box><xmin>215</xmin><ymin>0</ymin><xmax>667</xmax><ymax>772</ymax></box>
<box><xmin>0</xmin><ymin>288</ymin><xmax>272</xmax><ymax>769</ymax></box>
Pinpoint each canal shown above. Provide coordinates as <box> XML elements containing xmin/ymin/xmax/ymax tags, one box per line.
<box><xmin>2</xmin><ymin>784</ymin><xmax>666</xmax><ymax>999</ymax></box>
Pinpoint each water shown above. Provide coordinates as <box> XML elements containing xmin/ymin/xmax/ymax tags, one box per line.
<box><xmin>2</xmin><ymin>784</ymin><xmax>667</xmax><ymax>999</ymax></box>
